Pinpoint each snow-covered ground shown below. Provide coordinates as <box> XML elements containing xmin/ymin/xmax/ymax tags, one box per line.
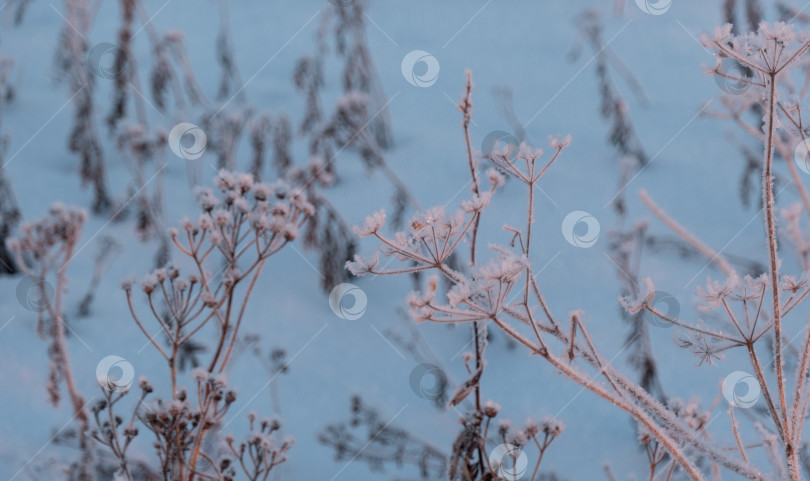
<box><xmin>0</xmin><ymin>0</ymin><xmax>796</xmax><ymax>480</ymax></box>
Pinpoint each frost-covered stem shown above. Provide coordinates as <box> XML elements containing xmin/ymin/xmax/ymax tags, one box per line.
<box><xmin>643</xmin><ymin>305</ymin><xmax>741</xmax><ymax>343</ymax></box>
<box><xmin>729</xmin><ymin>406</ymin><xmax>749</xmax><ymax>463</ymax></box>
<box><xmin>207</xmin><ymin>279</ymin><xmax>234</xmax><ymax>372</ymax></box>
<box><xmin>790</xmin><ymin>319</ymin><xmax>810</xmax><ymax>445</ymax></box>
<box><xmin>51</xmin><ymin>241</ymin><xmax>93</xmax><ymax>476</ymax></box>
<box><xmin>747</xmin><ymin>342</ymin><xmax>785</xmax><ymax>441</ymax></box>
<box><xmin>454</xmin><ymin>70</ymin><xmax>487</xmax><ymax>477</ymax></box>
<box><xmin>170</xmin><ymin>342</ymin><xmax>178</xmax><ymax>396</ymax></box>
<box><xmin>639</xmin><ymin>190</ymin><xmax>733</xmax><ymax>276</ymax></box>
<box><xmin>488</xmin><ymin>316</ymin><xmax>708</xmax><ymax>481</ymax></box>
<box><xmin>509</xmin><ymin>305</ymin><xmax>763</xmax><ymax>478</ymax></box>
<box><xmin>459</xmin><ymin>70</ymin><xmax>480</xmax><ymax>264</ymax></box>
<box><xmin>762</xmin><ymin>72</ymin><xmax>793</xmax><ymax>476</ymax></box>
<box><xmin>218</xmin><ymin>258</ymin><xmax>267</xmax><ymax>372</ymax></box>
<box><xmin>524</xmin><ymin>174</ymin><xmax>536</xmax><ymax>283</ymax></box>
<box><xmin>529</xmin><ymin>433</ymin><xmax>549</xmax><ymax>481</ymax></box>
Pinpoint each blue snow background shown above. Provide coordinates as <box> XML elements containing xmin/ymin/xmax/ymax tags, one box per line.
<box><xmin>0</xmin><ymin>0</ymin><xmax>798</xmax><ymax>480</ymax></box>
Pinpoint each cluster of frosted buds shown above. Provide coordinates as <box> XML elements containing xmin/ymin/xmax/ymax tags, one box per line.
<box><xmin>8</xmin><ymin>203</ymin><xmax>87</xmax><ymax>263</ymax></box>
<box><xmin>502</xmin><ymin>417</ymin><xmax>563</xmax><ymax>448</ymax></box>
<box><xmin>221</xmin><ymin>412</ymin><xmax>294</xmax><ymax>481</ymax></box>
<box><xmin>142</xmin><ymin>372</ymin><xmax>236</xmax><ymax>460</ymax></box>
<box><xmin>173</xmin><ymin>170</ymin><xmax>314</xmax><ymax>263</ymax></box>
<box><xmin>669</xmin><ymin>398</ymin><xmax>710</xmax><ymax>432</ymax></box>
<box><xmin>540</xmin><ymin>417</ymin><xmax>565</xmax><ymax>438</ymax></box>
<box><xmin>8</xmin><ymin>203</ymin><xmax>88</xmax><ymax>341</ymax></box>
<box><xmin>348</xmin><ymin>205</ymin><xmax>481</xmax><ymax>278</ymax></box>
<box><xmin>123</xmin><ymin>264</ymin><xmax>217</xmax><ymax>364</ymax></box>
<box><xmin>702</xmin><ymin>23</ymin><xmax>810</xmax><ymax>82</ymax></box>
<box><xmin>489</xmin><ymin>137</ymin><xmax>569</xmax><ymax>186</ymax></box>
<box><xmin>405</xmin><ymin>249</ymin><xmax>528</xmax><ymax>325</ymax></box>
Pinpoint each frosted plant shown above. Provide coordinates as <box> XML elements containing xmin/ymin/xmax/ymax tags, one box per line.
<box><xmin>0</xmin><ymin>58</ymin><xmax>21</xmax><ymax>275</ymax></box>
<box><xmin>571</xmin><ymin>10</ymin><xmax>649</xmax><ymax>166</ymax></box>
<box><xmin>90</xmin><ymin>171</ymin><xmax>311</xmax><ymax>481</ymax></box>
<box><xmin>329</xmin><ymin>0</ymin><xmax>393</xmax><ymax>149</ymax></box>
<box><xmin>347</xmin><ymin>29</ymin><xmax>810</xmax><ymax>477</ymax></box>
<box><xmin>214</xmin><ymin>0</ymin><xmax>245</xmax><ymax>103</ymax></box>
<box><xmin>127</xmin><ymin>170</ymin><xmax>312</xmax><ymax>386</ymax></box>
<box><xmin>53</xmin><ymin>0</ymin><xmax>111</xmax><ymax>213</ymax></box>
<box><xmin>116</xmin><ymin>125</ymin><xmax>168</xmax><ymax>251</ymax></box>
<box><xmin>8</xmin><ymin>204</ymin><xmax>95</xmax><ymax>480</ymax></box>
<box><xmin>347</xmin><ymin>72</ymin><xmax>570</xmax><ymax>481</ymax></box>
